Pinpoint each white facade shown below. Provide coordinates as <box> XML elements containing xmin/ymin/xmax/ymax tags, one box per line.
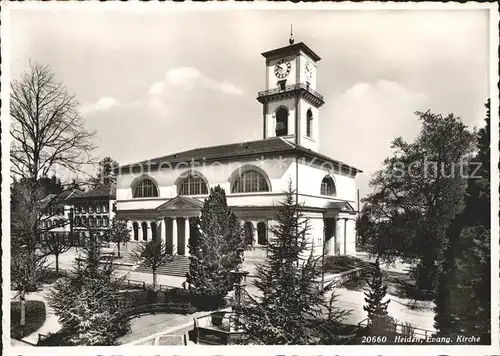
<box><xmin>115</xmin><ymin>40</ymin><xmax>361</xmax><ymax>259</ymax></box>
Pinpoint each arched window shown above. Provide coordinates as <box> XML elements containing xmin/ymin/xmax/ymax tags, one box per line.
<box><xmin>151</xmin><ymin>222</ymin><xmax>157</xmax><ymax>242</ymax></box>
<box><xmin>306</xmin><ymin>109</ymin><xmax>313</xmax><ymax>138</ymax></box>
<box><xmin>275</xmin><ymin>107</ymin><xmax>288</xmax><ymax>136</ymax></box>
<box><xmin>178</xmin><ymin>175</ymin><xmax>209</xmax><ymax>195</ymax></box>
<box><xmin>141</xmin><ymin>222</ymin><xmax>148</xmax><ymax>241</ymax></box>
<box><xmin>132</xmin><ymin>222</ymin><xmax>139</xmax><ymax>241</ymax></box>
<box><xmin>232</xmin><ymin>170</ymin><xmax>269</xmax><ymax>193</ymax></box>
<box><xmin>133</xmin><ymin>178</ymin><xmax>159</xmax><ymax>198</ymax></box>
<box><xmin>257</xmin><ymin>222</ymin><xmax>267</xmax><ymax>245</ymax></box>
<box><xmin>321</xmin><ymin>176</ymin><xmax>336</xmax><ymax>196</ymax></box>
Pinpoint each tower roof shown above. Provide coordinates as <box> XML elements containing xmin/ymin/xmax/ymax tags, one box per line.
<box><xmin>261</xmin><ymin>42</ymin><xmax>321</xmax><ymax>62</ymax></box>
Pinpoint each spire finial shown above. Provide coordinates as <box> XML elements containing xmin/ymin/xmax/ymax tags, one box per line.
<box><xmin>289</xmin><ymin>24</ymin><xmax>295</xmax><ymax>45</ymax></box>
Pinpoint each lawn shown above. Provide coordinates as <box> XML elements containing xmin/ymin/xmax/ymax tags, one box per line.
<box><xmin>340</xmin><ymin>269</ymin><xmax>433</xmax><ymax>303</ymax></box>
<box><xmin>11</xmin><ymin>300</ymin><xmax>46</xmax><ymax>340</ymax></box>
<box><xmin>323</xmin><ymin>255</ymin><xmax>374</xmax><ymax>274</ymax></box>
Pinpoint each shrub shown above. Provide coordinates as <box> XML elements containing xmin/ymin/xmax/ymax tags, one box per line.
<box><xmin>11</xmin><ymin>301</ymin><xmax>46</xmax><ymax>340</ymax></box>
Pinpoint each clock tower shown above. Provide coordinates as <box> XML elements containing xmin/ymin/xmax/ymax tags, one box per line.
<box><xmin>257</xmin><ymin>35</ymin><xmax>324</xmax><ymax>152</ymax></box>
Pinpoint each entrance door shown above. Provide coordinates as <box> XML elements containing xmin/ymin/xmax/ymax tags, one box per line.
<box><xmin>324</xmin><ymin>218</ymin><xmax>337</xmax><ymax>256</ymax></box>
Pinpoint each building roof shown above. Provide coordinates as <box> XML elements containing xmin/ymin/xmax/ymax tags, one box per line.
<box><xmin>261</xmin><ymin>42</ymin><xmax>321</xmax><ymax>62</ymax></box>
<box><xmin>325</xmin><ymin>201</ymin><xmax>356</xmax><ymax>212</ymax></box>
<box><xmin>118</xmin><ymin>137</ymin><xmax>362</xmax><ymax>175</ymax></box>
<box><xmin>156</xmin><ymin>196</ymin><xmax>204</xmax><ymax>211</ymax></box>
<box><xmin>77</xmin><ymin>184</ymin><xmax>116</xmax><ymax>199</ymax></box>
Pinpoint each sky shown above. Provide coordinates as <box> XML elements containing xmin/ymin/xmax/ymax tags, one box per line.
<box><xmin>9</xmin><ymin>7</ymin><xmax>490</xmax><ymax>198</ymax></box>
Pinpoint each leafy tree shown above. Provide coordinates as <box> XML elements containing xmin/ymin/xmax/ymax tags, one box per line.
<box><xmin>434</xmin><ymin>99</ymin><xmax>491</xmax><ymax>342</ymax></box>
<box><xmin>130</xmin><ymin>240</ymin><xmax>175</xmax><ymax>290</ymax></box>
<box><xmin>355</xmin><ymin>204</ymin><xmax>372</xmax><ymax>249</ymax></box>
<box><xmin>363</xmin><ymin>259</ymin><xmax>390</xmax><ymax>322</ymax></box>
<box><xmin>186</xmin><ymin>185</ymin><xmax>246</xmax><ymax>310</ymax></box>
<box><xmin>240</xmin><ymin>182</ymin><xmax>349</xmax><ymax>344</ymax></box>
<box><xmin>106</xmin><ymin>218</ymin><xmax>131</xmax><ymax>258</ymax></box>
<box><xmin>362</xmin><ymin>110</ymin><xmax>476</xmax><ymax>297</ymax></box>
<box><xmin>48</xmin><ymin>229</ymin><xmax>129</xmax><ymax>345</ymax></box>
<box><xmin>41</xmin><ymin>232</ymin><xmax>71</xmax><ymax>274</ymax></box>
<box><xmin>89</xmin><ymin>157</ymin><xmax>119</xmax><ymax>189</ymax></box>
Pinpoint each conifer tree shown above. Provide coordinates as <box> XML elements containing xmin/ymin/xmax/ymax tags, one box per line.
<box><xmin>186</xmin><ymin>185</ymin><xmax>246</xmax><ymax>309</ymax></box>
<box><xmin>363</xmin><ymin>258</ymin><xmax>390</xmax><ymax>323</ymax></box>
<box><xmin>240</xmin><ymin>182</ymin><xmax>348</xmax><ymax>344</ymax></box>
<box><xmin>48</xmin><ymin>229</ymin><xmax>129</xmax><ymax>345</ymax></box>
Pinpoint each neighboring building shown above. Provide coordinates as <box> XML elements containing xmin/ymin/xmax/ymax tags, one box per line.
<box><xmin>40</xmin><ymin>189</ymin><xmax>82</xmax><ymax>241</ymax></box>
<box><xmin>72</xmin><ymin>185</ymin><xmax>116</xmax><ymax>242</ymax></box>
<box><xmin>41</xmin><ymin>185</ymin><xmax>116</xmax><ymax>244</ymax></box>
<box><xmin>115</xmin><ymin>38</ymin><xmax>362</xmax><ymax>259</ymax></box>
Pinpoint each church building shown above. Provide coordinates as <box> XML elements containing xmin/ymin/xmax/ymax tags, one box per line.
<box><xmin>115</xmin><ymin>36</ymin><xmax>362</xmax><ymax>260</ymax></box>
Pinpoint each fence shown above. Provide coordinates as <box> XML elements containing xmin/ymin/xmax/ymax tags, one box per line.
<box><xmin>357</xmin><ymin>318</ymin><xmax>433</xmax><ymax>339</ymax></box>
<box><xmin>125</xmin><ymin>302</ymin><xmax>195</xmax><ymax>319</ymax></box>
<box><xmin>121</xmin><ymin>278</ymin><xmax>181</xmax><ymax>292</ymax></box>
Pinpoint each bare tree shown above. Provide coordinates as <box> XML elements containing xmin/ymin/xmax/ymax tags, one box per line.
<box><xmin>130</xmin><ymin>240</ymin><xmax>176</xmax><ymax>290</ymax></box>
<box><xmin>41</xmin><ymin>232</ymin><xmax>72</xmax><ymax>274</ymax></box>
<box><xmin>10</xmin><ymin>60</ymin><xmax>97</xmax><ymax>181</ymax></box>
<box><xmin>10</xmin><ymin>61</ymin><xmax>96</xmax><ymax>331</ymax></box>
<box><xmin>10</xmin><ymin>61</ymin><xmax>96</xmax><ymax>246</ymax></box>
<box><xmin>106</xmin><ymin>218</ymin><xmax>131</xmax><ymax>259</ymax></box>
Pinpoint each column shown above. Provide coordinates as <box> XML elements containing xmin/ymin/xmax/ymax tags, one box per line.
<box><xmin>172</xmin><ymin>217</ymin><xmax>178</xmax><ymax>255</ymax></box>
<box><xmin>253</xmin><ymin>221</ymin><xmax>258</xmax><ymax>246</ymax></box>
<box><xmin>160</xmin><ymin>218</ymin><xmax>166</xmax><ymax>244</ymax></box>
<box><xmin>138</xmin><ymin>222</ymin><xmax>143</xmax><ymax>242</ymax></box>
<box><xmin>343</xmin><ymin>218</ymin><xmax>348</xmax><ymax>255</ymax></box>
<box><xmin>184</xmin><ymin>217</ymin><xmax>190</xmax><ymax>257</ymax></box>
<box><xmin>144</xmin><ymin>221</ymin><xmax>149</xmax><ymax>241</ymax></box>
<box><xmin>335</xmin><ymin>218</ymin><xmax>341</xmax><ymax>255</ymax></box>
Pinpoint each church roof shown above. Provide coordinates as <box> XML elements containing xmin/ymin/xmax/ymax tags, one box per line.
<box><xmin>119</xmin><ymin>137</ymin><xmax>362</xmax><ymax>175</ymax></box>
<box><xmin>261</xmin><ymin>42</ymin><xmax>321</xmax><ymax>62</ymax></box>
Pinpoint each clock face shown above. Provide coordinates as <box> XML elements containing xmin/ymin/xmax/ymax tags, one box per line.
<box><xmin>305</xmin><ymin>61</ymin><xmax>313</xmax><ymax>81</ymax></box>
<box><xmin>274</xmin><ymin>58</ymin><xmax>291</xmax><ymax>79</ymax></box>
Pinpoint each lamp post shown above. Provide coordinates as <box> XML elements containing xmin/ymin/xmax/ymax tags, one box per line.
<box><xmin>321</xmin><ymin>223</ymin><xmax>326</xmax><ymax>290</ymax></box>
<box><xmin>230</xmin><ymin>247</ymin><xmax>249</xmax><ymax>332</ymax></box>
<box><xmin>69</xmin><ymin>207</ymin><xmax>74</xmax><ymax>246</ymax></box>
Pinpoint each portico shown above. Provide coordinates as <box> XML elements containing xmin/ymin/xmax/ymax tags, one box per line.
<box><xmin>121</xmin><ymin>196</ymin><xmax>203</xmax><ymax>256</ymax></box>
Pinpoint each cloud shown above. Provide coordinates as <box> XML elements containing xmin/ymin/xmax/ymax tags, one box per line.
<box><xmin>342</xmin><ymin>80</ymin><xmax>426</xmax><ymax>104</ymax></box>
<box><xmin>145</xmin><ymin>66</ymin><xmax>244</xmax><ymax>117</ymax></box>
<box><xmin>163</xmin><ymin>66</ymin><xmax>244</xmax><ymax>96</ymax></box>
<box><xmin>149</xmin><ymin>81</ymin><xmax>165</xmax><ymax>96</ymax></box>
<box><xmin>79</xmin><ymin>96</ymin><xmax>119</xmax><ymax>115</ymax></box>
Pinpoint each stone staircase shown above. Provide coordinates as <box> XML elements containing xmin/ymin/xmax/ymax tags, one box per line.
<box><xmin>135</xmin><ymin>255</ymin><xmax>190</xmax><ymax>277</ymax></box>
